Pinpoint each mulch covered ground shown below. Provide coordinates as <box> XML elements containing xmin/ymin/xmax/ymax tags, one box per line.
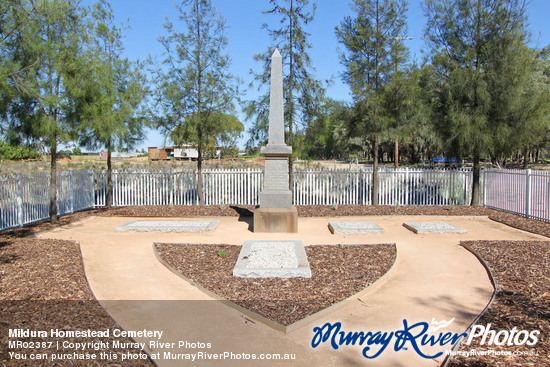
<box><xmin>0</xmin><ymin>222</ymin><xmax>155</xmax><ymax>366</ymax></box>
<box><xmin>1</xmin><ymin>205</ymin><xmax>549</xmax><ymax>366</ymax></box>
<box><xmin>155</xmin><ymin>243</ymin><xmax>396</xmax><ymax>326</ymax></box>
<box><xmin>447</xmin><ymin>240</ymin><xmax>549</xmax><ymax>367</ymax></box>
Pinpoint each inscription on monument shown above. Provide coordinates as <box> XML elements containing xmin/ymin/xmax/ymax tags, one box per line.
<box><xmin>264</xmin><ymin>160</ymin><xmax>289</xmax><ymax>190</ymax></box>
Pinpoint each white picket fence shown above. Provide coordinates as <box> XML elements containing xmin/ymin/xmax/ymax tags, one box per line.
<box><xmin>0</xmin><ymin>170</ymin><xmax>94</xmax><ymax>230</ymax></box>
<box><xmin>1</xmin><ymin>167</ymin><xmax>549</xmax><ymax>231</ymax></box>
<box><xmin>292</xmin><ymin>168</ymin><xmax>474</xmax><ymax>206</ymax></box>
<box><xmin>92</xmin><ymin>169</ymin><xmax>264</xmax><ymax>206</ymax></box>
<box><xmin>90</xmin><ymin>167</ymin><xmax>473</xmax><ymax>207</ymax></box>
<box><xmin>483</xmin><ymin>168</ymin><xmax>550</xmax><ymax>222</ymax></box>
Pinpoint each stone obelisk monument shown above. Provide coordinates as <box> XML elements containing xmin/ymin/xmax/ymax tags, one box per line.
<box><xmin>254</xmin><ymin>49</ymin><xmax>298</xmax><ymax>233</ymax></box>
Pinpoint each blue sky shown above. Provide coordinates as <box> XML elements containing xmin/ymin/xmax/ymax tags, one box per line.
<box><xmin>94</xmin><ymin>0</ymin><xmax>550</xmax><ymax>151</ymax></box>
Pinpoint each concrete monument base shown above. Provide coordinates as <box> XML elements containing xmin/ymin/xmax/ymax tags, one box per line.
<box><xmin>253</xmin><ymin>206</ymin><xmax>298</xmax><ymax>233</ymax></box>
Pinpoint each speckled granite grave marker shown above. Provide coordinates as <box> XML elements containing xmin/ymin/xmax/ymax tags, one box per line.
<box><xmin>233</xmin><ymin>240</ymin><xmax>311</xmax><ymax>278</ymax></box>
<box><xmin>328</xmin><ymin>222</ymin><xmax>385</xmax><ymax>235</ymax></box>
<box><xmin>403</xmin><ymin>222</ymin><xmax>467</xmax><ymax>234</ymax></box>
<box><xmin>115</xmin><ymin>220</ymin><xmax>220</xmax><ymax>233</ymax></box>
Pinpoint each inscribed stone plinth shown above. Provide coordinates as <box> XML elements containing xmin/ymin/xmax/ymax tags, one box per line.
<box><xmin>233</xmin><ymin>240</ymin><xmax>311</xmax><ymax>278</ymax></box>
<box><xmin>115</xmin><ymin>220</ymin><xmax>220</xmax><ymax>233</ymax></box>
<box><xmin>328</xmin><ymin>222</ymin><xmax>385</xmax><ymax>235</ymax></box>
<box><xmin>261</xmin><ymin>157</ymin><xmax>292</xmax><ymax>208</ymax></box>
<box><xmin>403</xmin><ymin>222</ymin><xmax>467</xmax><ymax>234</ymax></box>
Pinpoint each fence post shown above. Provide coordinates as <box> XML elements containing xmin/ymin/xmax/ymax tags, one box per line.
<box><xmin>247</xmin><ymin>168</ymin><xmax>251</xmax><ymax>205</ymax></box>
<box><xmin>525</xmin><ymin>169</ymin><xmax>532</xmax><ymax>218</ymax></box>
<box><xmin>69</xmin><ymin>170</ymin><xmax>74</xmax><ymax>213</ymax></box>
<box><xmin>91</xmin><ymin>170</ymin><xmax>95</xmax><ymax>208</ymax></box>
<box><xmin>482</xmin><ymin>169</ymin><xmax>487</xmax><ymax>207</ymax></box>
<box><xmin>448</xmin><ymin>169</ymin><xmax>453</xmax><ymax>206</ymax></box>
<box><xmin>169</xmin><ymin>168</ymin><xmax>174</xmax><ymax>205</ymax></box>
<box><xmin>17</xmin><ymin>173</ymin><xmax>23</xmax><ymax>227</ymax></box>
<box><xmin>405</xmin><ymin>167</ymin><xmax>409</xmax><ymax>206</ymax></box>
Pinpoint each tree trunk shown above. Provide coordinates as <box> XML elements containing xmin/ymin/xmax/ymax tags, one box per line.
<box><xmin>523</xmin><ymin>146</ymin><xmax>529</xmax><ymax>169</ymax></box>
<box><xmin>197</xmin><ymin>148</ymin><xmax>203</xmax><ymax>205</ymax></box>
<box><xmin>471</xmin><ymin>150</ymin><xmax>481</xmax><ymax>206</ymax></box>
<box><xmin>288</xmin><ymin>0</ymin><xmax>294</xmax><ymax>193</ymax></box>
<box><xmin>106</xmin><ymin>148</ymin><xmax>113</xmax><ymax>207</ymax></box>
<box><xmin>394</xmin><ymin>138</ymin><xmax>399</xmax><ymax>168</ymax></box>
<box><xmin>49</xmin><ymin>143</ymin><xmax>58</xmax><ymax>223</ymax></box>
<box><xmin>372</xmin><ymin>136</ymin><xmax>379</xmax><ymax>205</ymax></box>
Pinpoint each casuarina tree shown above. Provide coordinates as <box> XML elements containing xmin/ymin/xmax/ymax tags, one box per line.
<box><xmin>336</xmin><ymin>0</ymin><xmax>408</xmax><ymax>204</ymax></box>
<box><xmin>77</xmin><ymin>0</ymin><xmax>148</xmax><ymax>207</ymax></box>
<box><xmin>152</xmin><ymin>0</ymin><xmax>238</xmax><ymax>204</ymax></box>
<box><xmin>6</xmin><ymin>0</ymin><xmax>87</xmax><ymax>222</ymax></box>
<box><xmin>245</xmin><ymin>0</ymin><xmax>325</xmax><ymax>190</ymax></box>
<box><xmin>424</xmin><ymin>0</ymin><xmax>532</xmax><ymax>205</ymax></box>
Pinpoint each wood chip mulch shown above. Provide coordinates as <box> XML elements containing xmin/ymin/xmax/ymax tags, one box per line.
<box><xmin>102</xmin><ymin>204</ymin><xmax>494</xmax><ymax>219</ymax></box>
<box><xmin>447</xmin><ymin>240</ymin><xmax>550</xmax><ymax>367</ymax></box>
<box><xmin>155</xmin><ymin>243</ymin><xmax>396</xmax><ymax>326</ymax></box>
<box><xmin>0</xmin><ymin>235</ymin><xmax>155</xmax><ymax>366</ymax></box>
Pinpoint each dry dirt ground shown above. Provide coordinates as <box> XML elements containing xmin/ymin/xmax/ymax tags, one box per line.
<box><xmin>0</xmin><ymin>157</ymin><xmax>265</xmax><ymax>174</ymax></box>
<box><xmin>0</xmin><ymin>205</ymin><xmax>548</xmax><ymax>366</ymax></box>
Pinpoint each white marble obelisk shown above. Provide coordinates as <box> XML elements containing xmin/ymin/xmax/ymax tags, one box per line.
<box><xmin>254</xmin><ymin>49</ymin><xmax>297</xmax><ymax>232</ymax></box>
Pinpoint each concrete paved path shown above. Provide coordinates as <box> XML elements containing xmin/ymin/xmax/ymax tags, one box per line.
<box><xmin>38</xmin><ymin>215</ymin><xmax>546</xmax><ymax>367</ymax></box>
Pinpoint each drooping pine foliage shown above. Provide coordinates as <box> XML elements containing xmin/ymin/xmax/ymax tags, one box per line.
<box><xmin>76</xmin><ymin>0</ymin><xmax>148</xmax><ymax>207</ymax></box>
<box><xmin>424</xmin><ymin>0</ymin><xmax>541</xmax><ymax>205</ymax></box>
<box><xmin>5</xmin><ymin>0</ymin><xmax>87</xmax><ymax>221</ymax></box>
<box><xmin>336</xmin><ymin>0</ymin><xmax>409</xmax><ymax>204</ymax></box>
<box><xmin>152</xmin><ymin>0</ymin><xmax>240</xmax><ymax>204</ymax></box>
<box><xmin>245</xmin><ymin>0</ymin><xmax>325</xmax><ymax>188</ymax></box>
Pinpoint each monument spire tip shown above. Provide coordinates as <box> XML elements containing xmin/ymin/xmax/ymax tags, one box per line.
<box><xmin>272</xmin><ymin>48</ymin><xmax>281</xmax><ymax>58</ymax></box>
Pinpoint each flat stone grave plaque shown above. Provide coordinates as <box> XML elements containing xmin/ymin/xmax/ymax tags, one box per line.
<box><xmin>115</xmin><ymin>220</ymin><xmax>220</xmax><ymax>233</ymax></box>
<box><xmin>403</xmin><ymin>222</ymin><xmax>467</xmax><ymax>234</ymax></box>
<box><xmin>328</xmin><ymin>221</ymin><xmax>385</xmax><ymax>235</ymax></box>
<box><xmin>233</xmin><ymin>240</ymin><xmax>312</xmax><ymax>278</ymax></box>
